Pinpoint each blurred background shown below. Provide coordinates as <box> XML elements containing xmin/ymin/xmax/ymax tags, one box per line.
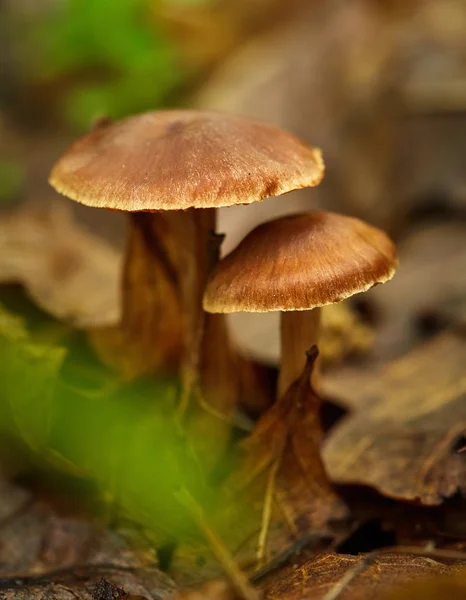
<box><xmin>1</xmin><ymin>0</ymin><xmax>466</xmax><ymax>366</ymax></box>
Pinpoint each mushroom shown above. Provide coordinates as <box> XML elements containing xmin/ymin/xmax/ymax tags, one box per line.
<box><xmin>203</xmin><ymin>211</ymin><xmax>398</xmax><ymax>397</ymax></box>
<box><xmin>49</xmin><ymin>110</ymin><xmax>324</xmax><ymax>408</ymax></box>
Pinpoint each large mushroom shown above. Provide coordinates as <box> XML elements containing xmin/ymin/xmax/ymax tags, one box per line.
<box><xmin>203</xmin><ymin>211</ymin><xmax>398</xmax><ymax>397</ymax></box>
<box><xmin>49</xmin><ymin>110</ymin><xmax>324</xmax><ymax>414</ymax></box>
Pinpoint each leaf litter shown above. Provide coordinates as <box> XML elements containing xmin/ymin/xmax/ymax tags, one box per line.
<box><xmin>323</xmin><ymin>330</ymin><xmax>466</xmax><ymax>504</ymax></box>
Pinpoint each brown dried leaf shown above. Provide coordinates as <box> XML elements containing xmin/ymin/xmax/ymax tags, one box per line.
<box><xmin>225</xmin><ymin>348</ymin><xmax>346</xmax><ymax>563</ymax></box>
<box><xmin>364</xmin><ymin>221</ymin><xmax>466</xmax><ymax>360</ymax></box>
<box><xmin>323</xmin><ymin>331</ymin><xmax>466</xmax><ymax>504</ymax></box>
<box><xmin>264</xmin><ymin>551</ymin><xmax>466</xmax><ymax>600</ymax></box>
<box><xmin>381</xmin><ymin>567</ymin><xmax>466</xmax><ymax>600</ymax></box>
<box><xmin>92</xmin><ymin>579</ymin><xmax>128</xmax><ymax>599</ymax></box>
<box><xmin>175</xmin><ymin>580</ymin><xmax>235</xmax><ymax>600</ymax></box>
<box><xmin>0</xmin><ymin>202</ymin><xmax>122</xmax><ymax>328</ymax></box>
<box><xmin>0</xmin><ymin>477</ymin><xmax>175</xmax><ymax>599</ymax></box>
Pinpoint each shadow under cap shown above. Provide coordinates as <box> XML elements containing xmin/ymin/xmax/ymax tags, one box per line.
<box><xmin>203</xmin><ymin>211</ymin><xmax>398</xmax><ymax>313</ymax></box>
<box><xmin>49</xmin><ymin>110</ymin><xmax>324</xmax><ymax>212</ymax></box>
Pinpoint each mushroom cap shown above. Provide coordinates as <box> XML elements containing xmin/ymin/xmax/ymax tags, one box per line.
<box><xmin>203</xmin><ymin>211</ymin><xmax>398</xmax><ymax>313</ymax></box>
<box><xmin>49</xmin><ymin>110</ymin><xmax>324</xmax><ymax>211</ymax></box>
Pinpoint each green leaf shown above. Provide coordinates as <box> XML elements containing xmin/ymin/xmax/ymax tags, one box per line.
<box><xmin>27</xmin><ymin>0</ymin><xmax>184</xmax><ymax>129</ymax></box>
<box><xmin>0</xmin><ymin>304</ymin><xmax>66</xmax><ymax>452</ymax></box>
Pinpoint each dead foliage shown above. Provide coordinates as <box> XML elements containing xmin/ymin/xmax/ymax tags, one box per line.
<box><xmin>0</xmin><ymin>202</ymin><xmax>122</xmax><ymax>329</ymax></box>
<box><xmin>365</xmin><ymin>220</ymin><xmax>466</xmax><ymax>360</ymax></box>
<box><xmin>222</xmin><ymin>348</ymin><xmax>347</xmax><ymax>566</ymax></box>
<box><xmin>323</xmin><ymin>331</ymin><xmax>466</xmax><ymax>504</ymax></box>
<box><xmin>381</xmin><ymin>566</ymin><xmax>466</xmax><ymax>600</ymax></box>
<box><xmin>0</xmin><ymin>478</ymin><xmax>175</xmax><ymax>600</ymax></box>
<box><xmin>263</xmin><ymin>550</ymin><xmax>466</xmax><ymax>600</ymax></box>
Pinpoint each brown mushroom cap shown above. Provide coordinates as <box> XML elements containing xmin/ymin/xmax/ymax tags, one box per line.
<box><xmin>49</xmin><ymin>110</ymin><xmax>324</xmax><ymax>211</ymax></box>
<box><xmin>203</xmin><ymin>211</ymin><xmax>398</xmax><ymax>313</ymax></box>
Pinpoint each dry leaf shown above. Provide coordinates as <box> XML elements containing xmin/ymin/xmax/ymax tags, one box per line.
<box><xmin>381</xmin><ymin>567</ymin><xmax>466</xmax><ymax>600</ymax></box>
<box><xmin>175</xmin><ymin>580</ymin><xmax>234</xmax><ymax>600</ymax></box>
<box><xmin>263</xmin><ymin>550</ymin><xmax>466</xmax><ymax>600</ymax></box>
<box><xmin>0</xmin><ymin>202</ymin><xmax>122</xmax><ymax>328</ymax></box>
<box><xmin>323</xmin><ymin>331</ymin><xmax>466</xmax><ymax>504</ymax></box>
<box><xmin>224</xmin><ymin>348</ymin><xmax>346</xmax><ymax>565</ymax></box>
<box><xmin>364</xmin><ymin>221</ymin><xmax>466</xmax><ymax>360</ymax></box>
<box><xmin>0</xmin><ymin>477</ymin><xmax>175</xmax><ymax>599</ymax></box>
<box><xmin>92</xmin><ymin>579</ymin><xmax>130</xmax><ymax>599</ymax></box>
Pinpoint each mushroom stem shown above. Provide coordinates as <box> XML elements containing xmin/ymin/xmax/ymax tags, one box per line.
<box><xmin>121</xmin><ymin>212</ymin><xmax>184</xmax><ymax>378</ymax></box>
<box><xmin>278</xmin><ymin>308</ymin><xmax>321</xmax><ymax>398</ymax></box>
<box><xmin>122</xmin><ymin>208</ymin><xmax>239</xmax><ymax>437</ymax></box>
<box><xmin>175</xmin><ymin>209</ymin><xmax>217</xmax><ymax>416</ymax></box>
<box><xmin>185</xmin><ymin>232</ymin><xmax>241</xmax><ymax>469</ymax></box>
<box><xmin>121</xmin><ymin>208</ymin><xmax>215</xmax><ymax>382</ymax></box>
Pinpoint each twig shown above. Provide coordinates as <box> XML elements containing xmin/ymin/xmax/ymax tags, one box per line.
<box><xmin>251</xmin><ymin>531</ymin><xmax>334</xmax><ymax>583</ymax></box>
<box><xmin>176</xmin><ymin>488</ymin><xmax>260</xmax><ymax>600</ymax></box>
<box><xmin>177</xmin><ymin>231</ymin><xmax>224</xmax><ymax>419</ymax></box>
<box><xmin>256</xmin><ymin>459</ymin><xmax>280</xmax><ymax>567</ymax></box>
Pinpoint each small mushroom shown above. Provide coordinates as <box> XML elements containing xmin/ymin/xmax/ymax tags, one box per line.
<box><xmin>203</xmin><ymin>211</ymin><xmax>398</xmax><ymax>397</ymax></box>
<box><xmin>49</xmin><ymin>110</ymin><xmax>324</xmax><ymax>401</ymax></box>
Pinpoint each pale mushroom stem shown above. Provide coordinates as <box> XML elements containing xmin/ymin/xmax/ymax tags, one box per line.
<box><xmin>123</xmin><ymin>209</ymin><xmax>239</xmax><ymax>432</ymax></box>
<box><xmin>278</xmin><ymin>308</ymin><xmax>321</xmax><ymax>398</ymax></box>
<box><xmin>120</xmin><ymin>212</ymin><xmax>183</xmax><ymax>378</ymax></box>
<box><xmin>121</xmin><ymin>208</ymin><xmax>215</xmax><ymax>380</ymax></box>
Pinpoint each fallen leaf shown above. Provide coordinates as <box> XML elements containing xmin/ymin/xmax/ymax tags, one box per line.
<box><xmin>0</xmin><ymin>202</ymin><xmax>122</xmax><ymax>328</ymax></box>
<box><xmin>92</xmin><ymin>578</ymin><xmax>149</xmax><ymax>599</ymax></box>
<box><xmin>175</xmin><ymin>579</ymin><xmax>234</xmax><ymax>600</ymax></box>
<box><xmin>263</xmin><ymin>550</ymin><xmax>466</xmax><ymax>600</ymax></box>
<box><xmin>0</xmin><ymin>477</ymin><xmax>175</xmax><ymax>599</ymax></box>
<box><xmin>222</xmin><ymin>348</ymin><xmax>346</xmax><ymax>565</ymax></box>
<box><xmin>92</xmin><ymin>579</ymin><xmax>128</xmax><ymax>599</ymax></box>
<box><xmin>364</xmin><ymin>221</ymin><xmax>466</xmax><ymax>360</ymax></box>
<box><xmin>323</xmin><ymin>331</ymin><xmax>466</xmax><ymax>504</ymax></box>
<box><xmin>381</xmin><ymin>566</ymin><xmax>466</xmax><ymax>600</ymax></box>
